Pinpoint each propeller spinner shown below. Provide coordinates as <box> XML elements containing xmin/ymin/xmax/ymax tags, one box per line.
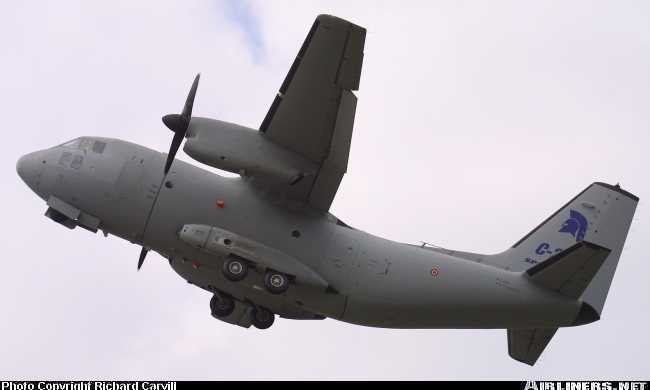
<box><xmin>162</xmin><ymin>73</ymin><xmax>200</xmax><ymax>174</ymax></box>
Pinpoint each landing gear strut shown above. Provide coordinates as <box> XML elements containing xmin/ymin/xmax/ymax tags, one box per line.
<box><xmin>210</xmin><ymin>294</ymin><xmax>235</xmax><ymax>317</ymax></box>
<box><xmin>251</xmin><ymin>306</ymin><xmax>275</xmax><ymax>329</ymax></box>
<box><xmin>264</xmin><ymin>270</ymin><xmax>290</xmax><ymax>294</ymax></box>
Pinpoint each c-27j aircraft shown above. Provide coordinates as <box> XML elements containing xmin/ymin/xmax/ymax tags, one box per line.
<box><xmin>17</xmin><ymin>15</ymin><xmax>638</xmax><ymax>365</ymax></box>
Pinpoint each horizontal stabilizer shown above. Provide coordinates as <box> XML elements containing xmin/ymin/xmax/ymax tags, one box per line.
<box><xmin>508</xmin><ymin>327</ymin><xmax>558</xmax><ymax>366</ymax></box>
<box><xmin>526</xmin><ymin>241</ymin><xmax>611</xmax><ymax>300</ymax></box>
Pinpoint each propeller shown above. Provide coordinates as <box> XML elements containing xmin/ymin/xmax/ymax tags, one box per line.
<box><xmin>137</xmin><ymin>247</ymin><xmax>148</xmax><ymax>271</ymax></box>
<box><xmin>162</xmin><ymin>73</ymin><xmax>201</xmax><ymax>174</ymax></box>
<box><xmin>140</xmin><ymin>74</ymin><xmax>199</xmax><ymax>271</ymax></box>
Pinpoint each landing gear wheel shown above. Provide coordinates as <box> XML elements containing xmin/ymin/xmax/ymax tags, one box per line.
<box><xmin>251</xmin><ymin>306</ymin><xmax>275</xmax><ymax>329</ymax></box>
<box><xmin>210</xmin><ymin>294</ymin><xmax>235</xmax><ymax>317</ymax></box>
<box><xmin>222</xmin><ymin>257</ymin><xmax>248</xmax><ymax>282</ymax></box>
<box><xmin>264</xmin><ymin>270</ymin><xmax>289</xmax><ymax>294</ymax></box>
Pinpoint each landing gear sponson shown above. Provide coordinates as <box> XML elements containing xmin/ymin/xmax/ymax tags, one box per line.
<box><xmin>179</xmin><ymin>224</ymin><xmax>329</xmax><ymax>294</ymax></box>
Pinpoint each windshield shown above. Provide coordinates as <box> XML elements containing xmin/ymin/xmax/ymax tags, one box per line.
<box><xmin>60</xmin><ymin>138</ymin><xmax>82</xmax><ymax>148</ymax></box>
<box><xmin>59</xmin><ymin>137</ymin><xmax>107</xmax><ymax>154</ymax></box>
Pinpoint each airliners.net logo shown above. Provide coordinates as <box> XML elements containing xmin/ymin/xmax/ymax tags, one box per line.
<box><xmin>523</xmin><ymin>382</ymin><xmax>647</xmax><ymax>390</ymax></box>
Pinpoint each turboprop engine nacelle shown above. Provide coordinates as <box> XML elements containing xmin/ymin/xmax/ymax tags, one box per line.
<box><xmin>184</xmin><ymin>118</ymin><xmax>317</xmax><ymax>185</ymax></box>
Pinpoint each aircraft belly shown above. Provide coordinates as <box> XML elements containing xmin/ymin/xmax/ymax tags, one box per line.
<box><xmin>167</xmin><ymin>257</ymin><xmax>327</xmax><ymax>320</ymax></box>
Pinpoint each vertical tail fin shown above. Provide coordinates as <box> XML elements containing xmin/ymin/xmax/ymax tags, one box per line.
<box><xmin>486</xmin><ymin>182</ymin><xmax>638</xmax><ymax>316</ymax></box>
<box><xmin>496</xmin><ymin>182</ymin><xmax>637</xmax><ymax>366</ymax></box>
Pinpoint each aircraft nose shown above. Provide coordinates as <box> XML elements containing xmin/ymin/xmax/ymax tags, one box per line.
<box><xmin>16</xmin><ymin>151</ymin><xmax>44</xmax><ymax>194</ymax></box>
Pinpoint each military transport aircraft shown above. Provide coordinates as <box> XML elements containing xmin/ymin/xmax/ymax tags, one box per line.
<box><xmin>16</xmin><ymin>15</ymin><xmax>638</xmax><ymax>366</ymax></box>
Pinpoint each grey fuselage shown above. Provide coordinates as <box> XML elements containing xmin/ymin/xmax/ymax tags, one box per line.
<box><xmin>17</xmin><ymin>138</ymin><xmax>583</xmax><ymax>329</ymax></box>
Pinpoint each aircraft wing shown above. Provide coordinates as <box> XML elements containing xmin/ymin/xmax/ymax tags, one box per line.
<box><xmin>259</xmin><ymin>14</ymin><xmax>366</xmax><ymax>210</ymax></box>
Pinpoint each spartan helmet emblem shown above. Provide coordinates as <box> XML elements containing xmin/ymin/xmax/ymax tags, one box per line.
<box><xmin>559</xmin><ymin>209</ymin><xmax>588</xmax><ymax>241</ymax></box>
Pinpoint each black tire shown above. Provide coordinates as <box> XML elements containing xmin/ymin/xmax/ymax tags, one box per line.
<box><xmin>222</xmin><ymin>257</ymin><xmax>248</xmax><ymax>282</ymax></box>
<box><xmin>251</xmin><ymin>306</ymin><xmax>275</xmax><ymax>329</ymax></box>
<box><xmin>210</xmin><ymin>294</ymin><xmax>235</xmax><ymax>317</ymax></box>
<box><xmin>264</xmin><ymin>270</ymin><xmax>289</xmax><ymax>294</ymax></box>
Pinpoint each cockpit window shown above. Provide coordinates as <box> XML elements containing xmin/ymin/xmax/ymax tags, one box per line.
<box><xmin>92</xmin><ymin>141</ymin><xmax>106</xmax><ymax>154</ymax></box>
<box><xmin>61</xmin><ymin>138</ymin><xmax>82</xmax><ymax>148</ymax></box>
<box><xmin>60</xmin><ymin>137</ymin><xmax>107</xmax><ymax>154</ymax></box>
<box><xmin>78</xmin><ymin>138</ymin><xmax>94</xmax><ymax>152</ymax></box>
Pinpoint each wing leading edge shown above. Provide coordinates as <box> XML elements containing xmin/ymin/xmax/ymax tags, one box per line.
<box><xmin>260</xmin><ymin>15</ymin><xmax>366</xmax><ymax>210</ymax></box>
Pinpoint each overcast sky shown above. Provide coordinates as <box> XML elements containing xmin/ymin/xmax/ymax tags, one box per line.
<box><xmin>2</xmin><ymin>0</ymin><xmax>649</xmax><ymax>380</ymax></box>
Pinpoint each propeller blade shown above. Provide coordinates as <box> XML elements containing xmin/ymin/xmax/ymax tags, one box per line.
<box><xmin>164</xmin><ymin>131</ymin><xmax>185</xmax><ymax>174</ymax></box>
<box><xmin>161</xmin><ymin>73</ymin><xmax>201</xmax><ymax>174</ymax></box>
<box><xmin>138</xmin><ymin>247</ymin><xmax>148</xmax><ymax>271</ymax></box>
<box><xmin>181</xmin><ymin>73</ymin><xmax>200</xmax><ymax>121</ymax></box>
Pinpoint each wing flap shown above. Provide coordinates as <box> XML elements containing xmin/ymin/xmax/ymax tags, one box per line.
<box><xmin>307</xmin><ymin>90</ymin><xmax>357</xmax><ymax>209</ymax></box>
<box><xmin>337</xmin><ymin>24</ymin><xmax>365</xmax><ymax>90</ymax></box>
<box><xmin>328</xmin><ymin>89</ymin><xmax>357</xmax><ymax>171</ymax></box>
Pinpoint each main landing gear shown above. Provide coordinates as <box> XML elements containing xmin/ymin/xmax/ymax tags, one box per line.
<box><xmin>210</xmin><ymin>293</ymin><xmax>235</xmax><ymax>317</ymax></box>
<box><xmin>264</xmin><ymin>270</ymin><xmax>290</xmax><ymax>294</ymax></box>
<box><xmin>222</xmin><ymin>256</ymin><xmax>249</xmax><ymax>282</ymax></box>
<box><xmin>220</xmin><ymin>256</ymin><xmax>291</xmax><ymax>295</ymax></box>
<box><xmin>251</xmin><ymin>306</ymin><xmax>275</xmax><ymax>329</ymax></box>
<box><xmin>209</xmin><ymin>292</ymin><xmax>276</xmax><ymax>330</ymax></box>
